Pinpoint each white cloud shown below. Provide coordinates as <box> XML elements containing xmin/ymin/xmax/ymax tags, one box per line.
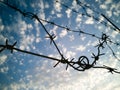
<box><xmin>0</xmin><ymin>66</ymin><xmax>9</xmax><ymax>73</ymax></box>
<box><xmin>0</xmin><ymin>24</ymin><xmax>4</xmax><ymax>31</ymax></box>
<box><xmin>0</xmin><ymin>18</ymin><xmax>4</xmax><ymax>31</ymax></box>
<box><xmin>111</xmin><ymin>31</ymin><xmax>119</xmax><ymax>38</ymax></box>
<box><xmin>76</xmin><ymin>14</ymin><xmax>82</xmax><ymax>22</ymax></box>
<box><xmin>69</xmin><ymin>35</ymin><xmax>75</xmax><ymax>41</ymax></box>
<box><xmin>80</xmin><ymin>35</ymin><xmax>86</xmax><ymax>41</ymax></box>
<box><xmin>85</xmin><ymin>17</ymin><xmax>94</xmax><ymax>24</ymax></box>
<box><xmin>54</xmin><ymin>1</ymin><xmax>62</xmax><ymax>12</ymax></box>
<box><xmin>0</xmin><ymin>34</ymin><xmax>6</xmax><ymax>42</ymax></box>
<box><xmin>60</xmin><ymin>45</ymin><xmax>76</xmax><ymax>59</ymax></box>
<box><xmin>100</xmin><ymin>4</ymin><xmax>107</xmax><ymax>9</ymax></box>
<box><xmin>0</xmin><ymin>55</ymin><xmax>7</xmax><ymax>65</ymax></box>
<box><xmin>76</xmin><ymin>45</ymin><xmax>86</xmax><ymax>51</ymax></box>
<box><xmin>19</xmin><ymin>34</ymin><xmax>35</xmax><ymax>50</ymax></box>
<box><xmin>65</xmin><ymin>9</ymin><xmax>72</xmax><ymax>18</ymax></box>
<box><xmin>45</xmin><ymin>2</ymin><xmax>49</xmax><ymax>8</ymax></box>
<box><xmin>19</xmin><ymin>20</ymin><xmax>27</xmax><ymax>31</ymax></box>
<box><xmin>56</xmin><ymin>13</ymin><xmax>62</xmax><ymax>17</ymax></box>
<box><xmin>86</xmin><ymin>8</ymin><xmax>94</xmax><ymax>15</ymax></box>
<box><xmin>27</xmin><ymin>24</ymin><xmax>33</xmax><ymax>29</ymax></box>
<box><xmin>1</xmin><ymin>1</ymin><xmax>120</xmax><ymax>90</ymax></box>
<box><xmin>34</xmin><ymin>20</ymin><xmax>41</xmax><ymax>37</ymax></box>
<box><xmin>106</xmin><ymin>11</ymin><xmax>112</xmax><ymax>17</ymax></box>
<box><xmin>59</xmin><ymin>29</ymin><xmax>67</xmax><ymax>38</ymax></box>
<box><xmin>36</xmin><ymin>37</ymin><xmax>41</xmax><ymax>43</ymax></box>
<box><xmin>50</xmin><ymin>26</ymin><xmax>58</xmax><ymax>35</ymax></box>
<box><xmin>66</xmin><ymin>51</ymin><xmax>76</xmax><ymax>59</ymax></box>
<box><xmin>105</xmin><ymin>0</ymin><xmax>112</xmax><ymax>4</ymax></box>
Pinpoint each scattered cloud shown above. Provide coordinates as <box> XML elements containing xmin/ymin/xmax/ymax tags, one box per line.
<box><xmin>69</xmin><ymin>35</ymin><xmax>75</xmax><ymax>41</ymax></box>
<box><xmin>19</xmin><ymin>34</ymin><xmax>35</xmax><ymax>50</ymax></box>
<box><xmin>0</xmin><ymin>66</ymin><xmax>9</xmax><ymax>73</ymax></box>
<box><xmin>0</xmin><ymin>55</ymin><xmax>7</xmax><ymax>65</ymax></box>
<box><xmin>85</xmin><ymin>17</ymin><xmax>94</xmax><ymax>24</ymax></box>
<box><xmin>100</xmin><ymin>4</ymin><xmax>107</xmax><ymax>10</ymax></box>
<box><xmin>54</xmin><ymin>0</ymin><xmax>62</xmax><ymax>12</ymax></box>
<box><xmin>59</xmin><ymin>29</ymin><xmax>67</xmax><ymax>38</ymax></box>
<box><xmin>35</xmin><ymin>37</ymin><xmax>41</xmax><ymax>43</ymax></box>
<box><xmin>0</xmin><ymin>0</ymin><xmax>120</xmax><ymax>90</ymax></box>
<box><xmin>76</xmin><ymin>45</ymin><xmax>86</xmax><ymax>51</ymax></box>
<box><xmin>76</xmin><ymin>14</ymin><xmax>82</xmax><ymax>22</ymax></box>
<box><xmin>111</xmin><ymin>31</ymin><xmax>119</xmax><ymax>38</ymax></box>
<box><xmin>65</xmin><ymin>9</ymin><xmax>72</xmax><ymax>18</ymax></box>
<box><xmin>0</xmin><ymin>19</ymin><xmax>4</xmax><ymax>31</ymax></box>
<box><xmin>105</xmin><ymin>0</ymin><xmax>112</xmax><ymax>4</ymax></box>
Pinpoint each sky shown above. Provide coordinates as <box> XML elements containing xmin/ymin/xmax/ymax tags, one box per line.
<box><xmin>0</xmin><ymin>0</ymin><xmax>120</xmax><ymax>90</ymax></box>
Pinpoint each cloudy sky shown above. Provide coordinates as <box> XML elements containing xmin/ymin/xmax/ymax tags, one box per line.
<box><xmin>0</xmin><ymin>0</ymin><xmax>120</xmax><ymax>90</ymax></box>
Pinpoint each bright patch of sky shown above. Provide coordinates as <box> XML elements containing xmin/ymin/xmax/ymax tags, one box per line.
<box><xmin>0</xmin><ymin>0</ymin><xmax>120</xmax><ymax>90</ymax></box>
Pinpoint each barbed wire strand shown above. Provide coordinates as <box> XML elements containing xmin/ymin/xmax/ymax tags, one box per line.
<box><xmin>55</xmin><ymin>0</ymin><xmax>120</xmax><ymax>33</ymax></box>
<box><xmin>0</xmin><ymin>40</ymin><xmax>120</xmax><ymax>74</ymax></box>
<box><xmin>0</xmin><ymin>1</ymin><xmax>120</xmax><ymax>74</ymax></box>
<box><xmin>0</xmin><ymin>1</ymin><xmax>65</xmax><ymax>60</ymax></box>
<box><xmin>38</xmin><ymin>18</ymin><xmax>120</xmax><ymax>46</ymax></box>
<box><xmin>75</xmin><ymin>0</ymin><xmax>120</xmax><ymax>32</ymax></box>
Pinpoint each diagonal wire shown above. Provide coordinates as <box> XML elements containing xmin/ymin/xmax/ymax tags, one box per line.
<box><xmin>0</xmin><ymin>1</ymin><xmax>64</xmax><ymax>59</ymax></box>
<box><xmin>75</xmin><ymin>0</ymin><xmax>120</xmax><ymax>32</ymax></box>
<box><xmin>56</xmin><ymin>0</ymin><xmax>120</xmax><ymax>33</ymax></box>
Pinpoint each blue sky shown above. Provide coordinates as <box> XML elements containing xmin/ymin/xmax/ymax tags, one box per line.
<box><xmin>0</xmin><ymin>0</ymin><xmax>120</xmax><ymax>90</ymax></box>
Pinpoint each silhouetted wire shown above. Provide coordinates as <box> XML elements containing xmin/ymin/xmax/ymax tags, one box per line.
<box><xmin>100</xmin><ymin>33</ymin><xmax>120</xmax><ymax>61</ymax></box>
<box><xmin>56</xmin><ymin>0</ymin><xmax>120</xmax><ymax>33</ymax></box>
<box><xmin>101</xmin><ymin>14</ymin><xmax>120</xmax><ymax>32</ymax></box>
<box><xmin>0</xmin><ymin>1</ymin><xmax>120</xmax><ymax>74</ymax></box>
<box><xmin>75</xmin><ymin>0</ymin><xmax>100</xmax><ymax>14</ymax></box>
<box><xmin>0</xmin><ymin>39</ymin><xmax>120</xmax><ymax>74</ymax></box>
<box><xmin>93</xmin><ymin>65</ymin><xmax>120</xmax><ymax>74</ymax></box>
<box><xmin>38</xmin><ymin>18</ymin><xmax>120</xmax><ymax>46</ymax></box>
<box><xmin>75</xmin><ymin>0</ymin><xmax>120</xmax><ymax>32</ymax></box>
<box><xmin>0</xmin><ymin>1</ymin><xmax>65</xmax><ymax>60</ymax></box>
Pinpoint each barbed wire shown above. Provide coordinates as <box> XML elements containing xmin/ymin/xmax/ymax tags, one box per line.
<box><xmin>75</xmin><ymin>0</ymin><xmax>120</xmax><ymax>32</ymax></box>
<box><xmin>0</xmin><ymin>39</ymin><xmax>120</xmax><ymax>74</ymax></box>
<box><xmin>55</xmin><ymin>0</ymin><xmax>120</xmax><ymax>33</ymax></box>
<box><xmin>0</xmin><ymin>1</ymin><xmax>120</xmax><ymax>74</ymax></box>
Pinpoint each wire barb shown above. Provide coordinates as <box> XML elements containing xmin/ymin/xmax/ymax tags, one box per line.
<box><xmin>0</xmin><ymin>39</ymin><xmax>17</xmax><ymax>53</ymax></box>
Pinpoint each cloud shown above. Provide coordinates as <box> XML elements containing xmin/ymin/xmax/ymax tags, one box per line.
<box><xmin>111</xmin><ymin>31</ymin><xmax>119</xmax><ymax>38</ymax></box>
<box><xmin>54</xmin><ymin>0</ymin><xmax>62</xmax><ymax>12</ymax></box>
<box><xmin>59</xmin><ymin>29</ymin><xmax>67</xmax><ymax>38</ymax></box>
<box><xmin>19</xmin><ymin>34</ymin><xmax>35</xmax><ymax>50</ymax></box>
<box><xmin>0</xmin><ymin>18</ymin><xmax>6</xmax><ymax>42</ymax></box>
<box><xmin>100</xmin><ymin>4</ymin><xmax>107</xmax><ymax>10</ymax></box>
<box><xmin>0</xmin><ymin>19</ymin><xmax>4</xmax><ymax>31</ymax></box>
<box><xmin>59</xmin><ymin>44</ymin><xmax>76</xmax><ymax>59</ymax></box>
<box><xmin>76</xmin><ymin>14</ymin><xmax>82</xmax><ymax>22</ymax></box>
<box><xmin>69</xmin><ymin>35</ymin><xmax>75</xmax><ymax>41</ymax></box>
<box><xmin>0</xmin><ymin>66</ymin><xmax>9</xmax><ymax>73</ymax></box>
<box><xmin>86</xmin><ymin>8</ymin><xmax>94</xmax><ymax>15</ymax></box>
<box><xmin>0</xmin><ymin>0</ymin><xmax>120</xmax><ymax>90</ymax></box>
<box><xmin>50</xmin><ymin>26</ymin><xmax>58</xmax><ymax>35</ymax></box>
<box><xmin>105</xmin><ymin>0</ymin><xmax>112</xmax><ymax>4</ymax></box>
<box><xmin>35</xmin><ymin>37</ymin><xmax>41</xmax><ymax>43</ymax></box>
<box><xmin>65</xmin><ymin>9</ymin><xmax>72</xmax><ymax>18</ymax></box>
<box><xmin>66</xmin><ymin>51</ymin><xmax>76</xmax><ymax>59</ymax></box>
<box><xmin>0</xmin><ymin>55</ymin><xmax>7</xmax><ymax>65</ymax></box>
<box><xmin>75</xmin><ymin>45</ymin><xmax>86</xmax><ymax>51</ymax></box>
<box><xmin>85</xmin><ymin>17</ymin><xmax>94</xmax><ymax>24</ymax></box>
